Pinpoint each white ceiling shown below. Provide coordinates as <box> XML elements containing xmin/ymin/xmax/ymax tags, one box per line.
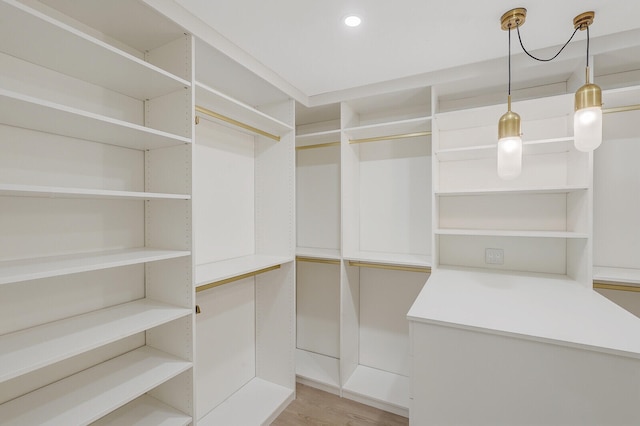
<box><xmin>174</xmin><ymin>0</ymin><xmax>640</xmax><ymax>101</ymax></box>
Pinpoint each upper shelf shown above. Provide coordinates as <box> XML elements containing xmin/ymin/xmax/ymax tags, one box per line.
<box><xmin>0</xmin><ymin>0</ymin><xmax>189</xmax><ymax>100</ymax></box>
<box><xmin>436</xmin><ymin>137</ymin><xmax>575</xmax><ymax>162</ymax></box>
<box><xmin>435</xmin><ymin>229</ymin><xmax>589</xmax><ymax>239</ymax></box>
<box><xmin>296</xmin><ymin>129</ymin><xmax>341</xmax><ymax>148</ymax></box>
<box><xmin>0</xmin><ymin>248</ymin><xmax>190</xmax><ymax>286</ymax></box>
<box><xmin>0</xmin><ymin>184</ymin><xmax>190</xmax><ymax>200</ymax></box>
<box><xmin>0</xmin><ymin>89</ymin><xmax>191</xmax><ymax>150</ymax></box>
<box><xmin>343</xmin><ymin>117</ymin><xmax>431</xmax><ymax>142</ymax></box>
<box><xmin>195</xmin><ymin>82</ymin><xmax>293</xmax><ymax>140</ymax></box>
<box><xmin>195</xmin><ymin>254</ymin><xmax>293</xmax><ymax>287</ymax></box>
<box><xmin>435</xmin><ymin>185</ymin><xmax>589</xmax><ymax>197</ymax></box>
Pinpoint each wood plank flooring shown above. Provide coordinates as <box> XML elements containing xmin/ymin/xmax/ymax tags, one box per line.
<box><xmin>272</xmin><ymin>383</ymin><xmax>409</xmax><ymax>425</ymax></box>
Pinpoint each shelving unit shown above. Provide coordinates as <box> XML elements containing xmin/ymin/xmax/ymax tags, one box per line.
<box><xmin>193</xmin><ymin>39</ymin><xmax>295</xmax><ymax>424</ymax></box>
<box><xmin>340</xmin><ymin>89</ymin><xmax>432</xmax><ymax>414</ymax></box>
<box><xmin>294</xmin><ymin>104</ymin><xmax>343</xmax><ymax>395</ymax></box>
<box><xmin>0</xmin><ymin>0</ymin><xmax>194</xmax><ymax>423</ymax></box>
<box><xmin>433</xmin><ymin>93</ymin><xmax>591</xmax><ymax>283</ymax></box>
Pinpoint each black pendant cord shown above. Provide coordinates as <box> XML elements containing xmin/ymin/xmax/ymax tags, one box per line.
<box><xmin>516</xmin><ymin>24</ymin><xmax>579</xmax><ymax>62</ymax></box>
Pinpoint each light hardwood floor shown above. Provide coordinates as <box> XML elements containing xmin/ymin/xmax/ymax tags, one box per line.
<box><xmin>272</xmin><ymin>383</ymin><xmax>409</xmax><ymax>425</ymax></box>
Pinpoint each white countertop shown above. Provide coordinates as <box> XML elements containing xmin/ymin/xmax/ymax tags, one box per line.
<box><xmin>408</xmin><ymin>267</ymin><xmax>640</xmax><ymax>359</ymax></box>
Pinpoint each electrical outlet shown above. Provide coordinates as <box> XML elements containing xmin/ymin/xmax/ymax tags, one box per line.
<box><xmin>485</xmin><ymin>248</ymin><xmax>504</xmax><ymax>265</ymax></box>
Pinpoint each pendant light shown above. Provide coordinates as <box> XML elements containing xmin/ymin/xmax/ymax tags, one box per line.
<box><xmin>497</xmin><ymin>9</ymin><xmax>524</xmax><ymax>180</ymax></box>
<box><xmin>573</xmin><ymin>12</ymin><xmax>602</xmax><ymax>152</ymax></box>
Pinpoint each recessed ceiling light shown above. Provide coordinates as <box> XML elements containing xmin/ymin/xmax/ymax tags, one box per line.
<box><xmin>344</xmin><ymin>15</ymin><xmax>362</xmax><ymax>27</ymax></box>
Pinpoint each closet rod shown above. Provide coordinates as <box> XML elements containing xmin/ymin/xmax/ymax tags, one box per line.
<box><xmin>349</xmin><ymin>131</ymin><xmax>431</xmax><ymax>145</ymax></box>
<box><xmin>593</xmin><ymin>282</ymin><xmax>640</xmax><ymax>293</ymax></box>
<box><xmin>195</xmin><ymin>105</ymin><xmax>281</xmax><ymax>142</ymax></box>
<box><xmin>196</xmin><ymin>265</ymin><xmax>281</xmax><ymax>293</ymax></box>
<box><xmin>296</xmin><ymin>141</ymin><xmax>341</xmax><ymax>151</ymax></box>
<box><xmin>348</xmin><ymin>261</ymin><xmax>431</xmax><ymax>274</ymax></box>
<box><xmin>603</xmin><ymin>104</ymin><xmax>640</xmax><ymax>115</ymax></box>
<box><xmin>296</xmin><ymin>256</ymin><xmax>341</xmax><ymax>265</ymax></box>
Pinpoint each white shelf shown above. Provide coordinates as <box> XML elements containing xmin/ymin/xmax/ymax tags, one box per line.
<box><xmin>0</xmin><ymin>299</ymin><xmax>191</xmax><ymax>383</ymax></box>
<box><xmin>0</xmin><ymin>346</ymin><xmax>192</xmax><ymax>426</ymax></box>
<box><xmin>198</xmin><ymin>377</ymin><xmax>294</xmax><ymax>426</ymax></box>
<box><xmin>295</xmin><ymin>349</ymin><xmax>340</xmax><ymax>392</ymax></box>
<box><xmin>435</xmin><ymin>229</ymin><xmax>589</xmax><ymax>238</ymax></box>
<box><xmin>0</xmin><ymin>248</ymin><xmax>191</xmax><ymax>286</ymax></box>
<box><xmin>0</xmin><ymin>88</ymin><xmax>191</xmax><ymax>151</ymax></box>
<box><xmin>0</xmin><ymin>0</ymin><xmax>189</xmax><ymax>100</ymax></box>
<box><xmin>92</xmin><ymin>395</ymin><xmax>191</xmax><ymax>426</ymax></box>
<box><xmin>342</xmin><ymin>365</ymin><xmax>409</xmax><ymax>417</ymax></box>
<box><xmin>594</xmin><ymin>267</ymin><xmax>640</xmax><ymax>285</ymax></box>
<box><xmin>436</xmin><ymin>137</ymin><xmax>574</xmax><ymax>162</ymax></box>
<box><xmin>0</xmin><ymin>183</ymin><xmax>190</xmax><ymax>200</ymax></box>
<box><xmin>296</xmin><ymin>129</ymin><xmax>341</xmax><ymax>146</ymax></box>
<box><xmin>296</xmin><ymin>247</ymin><xmax>341</xmax><ymax>260</ymax></box>
<box><xmin>408</xmin><ymin>268</ymin><xmax>640</xmax><ymax>359</ymax></box>
<box><xmin>195</xmin><ymin>81</ymin><xmax>293</xmax><ymax>137</ymax></box>
<box><xmin>344</xmin><ymin>116</ymin><xmax>431</xmax><ymax>141</ymax></box>
<box><xmin>344</xmin><ymin>251</ymin><xmax>432</xmax><ymax>269</ymax></box>
<box><xmin>195</xmin><ymin>254</ymin><xmax>293</xmax><ymax>286</ymax></box>
<box><xmin>435</xmin><ymin>185</ymin><xmax>589</xmax><ymax>197</ymax></box>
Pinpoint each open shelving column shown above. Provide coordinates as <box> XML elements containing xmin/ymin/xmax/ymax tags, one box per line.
<box><xmin>295</xmin><ymin>103</ymin><xmax>343</xmax><ymax>394</ymax></box>
<box><xmin>0</xmin><ymin>0</ymin><xmax>195</xmax><ymax>423</ymax></box>
<box><xmin>339</xmin><ymin>88</ymin><xmax>432</xmax><ymax>416</ymax></box>
<box><xmin>192</xmin><ymin>39</ymin><xmax>296</xmax><ymax>425</ymax></box>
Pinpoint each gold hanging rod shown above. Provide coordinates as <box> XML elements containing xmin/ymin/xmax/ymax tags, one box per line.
<box><xmin>196</xmin><ymin>264</ymin><xmax>281</xmax><ymax>293</ymax></box>
<box><xmin>593</xmin><ymin>281</ymin><xmax>640</xmax><ymax>293</ymax></box>
<box><xmin>348</xmin><ymin>261</ymin><xmax>431</xmax><ymax>274</ymax></box>
<box><xmin>296</xmin><ymin>256</ymin><xmax>341</xmax><ymax>265</ymax></box>
<box><xmin>195</xmin><ymin>105</ymin><xmax>280</xmax><ymax>142</ymax></box>
<box><xmin>296</xmin><ymin>141</ymin><xmax>341</xmax><ymax>151</ymax></box>
<box><xmin>603</xmin><ymin>104</ymin><xmax>640</xmax><ymax>115</ymax></box>
<box><xmin>349</xmin><ymin>131</ymin><xmax>431</xmax><ymax>145</ymax></box>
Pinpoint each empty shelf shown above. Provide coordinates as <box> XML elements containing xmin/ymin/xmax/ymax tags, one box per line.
<box><xmin>0</xmin><ymin>346</ymin><xmax>192</xmax><ymax>425</ymax></box>
<box><xmin>0</xmin><ymin>248</ymin><xmax>191</xmax><ymax>285</ymax></box>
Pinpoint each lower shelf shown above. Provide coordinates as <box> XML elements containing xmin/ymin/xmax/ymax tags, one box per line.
<box><xmin>0</xmin><ymin>346</ymin><xmax>192</xmax><ymax>425</ymax></box>
<box><xmin>198</xmin><ymin>377</ymin><xmax>294</xmax><ymax>426</ymax></box>
<box><xmin>342</xmin><ymin>365</ymin><xmax>409</xmax><ymax>418</ymax></box>
<box><xmin>92</xmin><ymin>395</ymin><xmax>191</xmax><ymax>426</ymax></box>
<box><xmin>295</xmin><ymin>349</ymin><xmax>340</xmax><ymax>395</ymax></box>
<box><xmin>594</xmin><ymin>266</ymin><xmax>640</xmax><ymax>285</ymax></box>
<box><xmin>195</xmin><ymin>254</ymin><xmax>293</xmax><ymax>286</ymax></box>
<box><xmin>344</xmin><ymin>251</ymin><xmax>431</xmax><ymax>269</ymax></box>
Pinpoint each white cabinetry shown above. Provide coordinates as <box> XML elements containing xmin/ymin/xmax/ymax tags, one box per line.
<box><xmin>193</xmin><ymin>40</ymin><xmax>296</xmax><ymax>425</ymax></box>
<box><xmin>294</xmin><ymin>89</ymin><xmax>432</xmax><ymax>416</ymax></box>
<box><xmin>0</xmin><ymin>0</ymin><xmax>194</xmax><ymax>423</ymax></box>
<box><xmin>409</xmin><ymin>89</ymin><xmax>640</xmax><ymax>425</ymax></box>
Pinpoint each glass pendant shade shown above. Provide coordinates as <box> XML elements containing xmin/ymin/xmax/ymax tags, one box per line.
<box><xmin>497</xmin><ymin>135</ymin><xmax>522</xmax><ymax>180</ymax></box>
<box><xmin>574</xmin><ymin>77</ymin><xmax>603</xmax><ymax>152</ymax></box>
<box><xmin>497</xmin><ymin>102</ymin><xmax>522</xmax><ymax>180</ymax></box>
